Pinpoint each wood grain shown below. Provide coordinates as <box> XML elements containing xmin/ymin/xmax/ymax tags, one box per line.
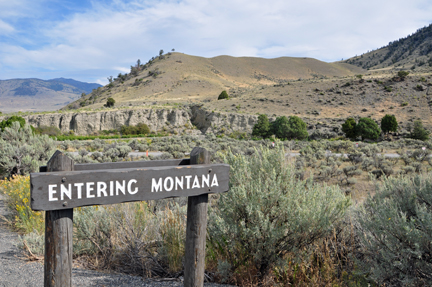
<box><xmin>44</xmin><ymin>150</ymin><xmax>74</xmax><ymax>287</ymax></box>
<box><xmin>184</xmin><ymin>147</ymin><xmax>210</xmax><ymax>287</ymax></box>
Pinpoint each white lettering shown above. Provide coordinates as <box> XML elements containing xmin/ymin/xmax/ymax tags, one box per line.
<box><xmin>127</xmin><ymin>179</ymin><xmax>138</xmax><ymax>194</ymax></box>
<box><xmin>164</xmin><ymin>177</ymin><xmax>174</xmax><ymax>192</ymax></box>
<box><xmin>185</xmin><ymin>175</ymin><xmax>192</xmax><ymax>189</ymax></box>
<box><xmin>152</xmin><ymin>178</ymin><xmax>163</xmax><ymax>192</ymax></box>
<box><xmin>116</xmin><ymin>180</ymin><xmax>125</xmax><ymax>195</ymax></box>
<box><xmin>192</xmin><ymin>175</ymin><xmax>200</xmax><ymax>188</ymax></box>
<box><xmin>110</xmin><ymin>181</ymin><xmax>114</xmax><ymax>196</ymax></box>
<box><xmin>211</xmin><ymin>174</ymin><xmax>219</xmax><ymax>187</ymax></box>
<box><xmin>202</xmin><ymin>174</ymin><xmax>210</xmax><ymax>187</ymax></box>
<box><xmin>97</xmin><ymin>182</ymin><xmax>107</xmax><ymax>197</ymax></box>
<box><xmin>74</xmin><ymin>183</ymin><xmax>84</xmax><ymax>199</ymax></box>
<box><xmin>86</xmin><ymin>182</ymin><xmax>95</xmax><ymax>198</ymax></box>
<box><xmin>175</xmin><ymin>176</ymin><xmax>183</xmax><ymax>190</ymax></box>
<box><xmin>49</xmin><ymin>184</ymin><xmax>58</xmax><ymax>201</ymax></box>
<box><xmin>60</xmin><ymin>184</ymin><xmax>72</xmax><ymax>200</ymax></box>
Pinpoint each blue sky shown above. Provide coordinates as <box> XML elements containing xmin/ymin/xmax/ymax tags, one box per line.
<box><xmin>1</xmin><ymin>0</ymin><xmax>431</xmax><ymax>85</ymax></box>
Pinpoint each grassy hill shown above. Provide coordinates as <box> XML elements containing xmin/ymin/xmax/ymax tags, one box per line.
<box><xmin>65</xmin><ymin>52</ymin><xmax>364</xmax><ymax>109</ymax></box>
<box><xmin>0</xmin><ymin>78</ymin><xmax>101</xmax><ymax>113</ymax></box>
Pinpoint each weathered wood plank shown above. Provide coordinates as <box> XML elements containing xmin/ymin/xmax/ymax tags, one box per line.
<box><xmin>44</xmin><ymin>150</ymin><xmax>73</xmax><ymax>287</ymax></box>
<box><xmin>184</xmin><ymin>147</ymin><xmax>210</xmax><ymax>287</ymax></box>
<box><xmin>39</xmin><ymin>158</ymin><xmax>190</xmax><ymax>172</ymax></box>
<box><xmin>31</xmin><ymin>163</ymin><xmax>229</xmax><ymax>211</ymax></box>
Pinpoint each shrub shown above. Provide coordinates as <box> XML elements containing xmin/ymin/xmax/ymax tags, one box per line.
<box><xmin>342</xmin><ymin>118</ymin><xmax>357</xmax><ymax>139</ymax></box>
<box><xmin>356</xmin><ymin>118</ymin><xmax>381</xmax><ymax>140</ymax></box>
<box><xmin>0</xmin><ymin>116</ymin><xmax>26</xmax><ymax>132</ymax></box>
<box><xmin>120</xmin><ymin>123</ymin><xmax>150</xmax><ymax>136</ymax></box>
<box><xmin>34</xmin><ymin>125</ymin><xmax>62</xmax><ymax>137</ymax></box>
<box><xmin>106</xmin><ymin>97</ymin><xmax>115</xmax><ymax>107</ymax></box>
<box><xmin>398</xmin><ymin>70</ymin><xmax>409</xmax><ymax>80</ymax></box>
<box><xmin>273</xmin><ymin>116</ymin><xmax>308</xmax><ymax>140</ymax></box>
<box><xmin>272</xmin><ymin>116</ymin><xmax>290</xmax><ymax>139</ymax></box>
<box><xmin>380</xmin><ymin>114</ymin><xmax>398</xmax><ymax>134</ymax></box>
<box><xmin>286</xmin><ymin>116</ymin><xmax>308</xmax><ymax>140</ymax></box>
<box><xmin>411</xmin><ymin>120</ymin><xmax>429</xmax><ymax>141</ymax></box>
<box><xmin>217</xmin><ymin>90</ymin><xmax>229</xmax><ymax>100</ymax></box>
<box><xmin>252</xmin><ymin>114</ymin><xmax>271</xmax><ymax>138</ymax></box>
<box><xmin>354</xmin><ymin>174</ymin><xmax>432</xmax><ymax>286</ymax></box>
<box><xmin>0</xmin><ymin>122</ymin><xmax>56</xmax><ymax>178</ymax></box>
<box><xmin>0</xmin><ymin>175</ymin><xmax>44</xmax><ymax>234</ymax></box>
<box><xmin>208</xmin><ymin>146</ymin><xmax>351</xmax><ymax>280</ymax></box>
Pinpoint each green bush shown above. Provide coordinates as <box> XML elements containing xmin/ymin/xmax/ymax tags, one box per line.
<box><xmin>120</xmin><ymin>123</ymin><xmax>150</xmax><ymax>136</ymax></box>
<box><xmin>252</xmin><ymin>114</ymin><xmax>271</xmax><ymax>138</ymax></box>
<box><xmin>380</xmin><ymin>114</ymin><xmax>398</xmax><ymax>134</ymax></box>
<box><xmin>272</xmin><ymin>116</ymin><xmax>308</xmax><ymax>140</ymax></box>
<box><xmin>355</xmin><ymin>173</ymin><xmax>432</xmax><ymax>286</ymax></box>
<box><xmin>272</xmin><ymin>116</ymin><xmax>290</xmax><ymax>139</ymax></box>
<box><xmin>342</xmin><ymin>117</ymin><xmax>357</xmax><ymax>139</ymax></box>
<box><xmin>208</xmin><ymin>146</ymin><xmax>351</xmax><ymax>280</ymax></box>
<box><xmin>0</xmin><ymin>116</ymin><xmax>26</xmax><ymax>132</ymax></box>
<box><xmin>106</xmin><ymin>97</ymin><xmax>115</xmax><ymax>107</ymax></box>
<box><xmin>356</xmin><ymin>117</ymin><xmax>381</xmax><ymax>140</ymax></box>
<box><xmin>397</xmin><ymin>70</ymin><xmax>409</xmax><ymax>80</ymax></box>
<box><xmin>286</xmin><ymin>116</ymin><xmax>308</xmax><ymax>140</ymax></box>
<box><xmin>0</xmin><ymin>122</ymin><xmax>56</xmax><ymax>178</ymax></box>
<box><xmin>411</xmin><ymin>120</ymin><xmax>429</xmax><ymax>141</ymax></box>
<box><xmin>34</xmin><ymin>125</ymin><xmax>62</xmax><ymax>137</ymax></box>
<box><xmin>218</xmin><ymin>90</ymin><xmax>229</xmax><ymax>100</ymax></box>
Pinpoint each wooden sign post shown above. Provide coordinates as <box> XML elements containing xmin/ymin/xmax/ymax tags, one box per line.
<box><xmin>44</xmin><ymin>151</ymin><xmax>74</xmax><ymax>287</ymax></box>
<box><xmin>31</xmin><ymin>147</ymin><xmax>229</xmax><ymax>287</ymax></box>
<box><xmin>185</xmin><ymin>147</ymin><xmax>210</xmax><ymax>286</ymax></box>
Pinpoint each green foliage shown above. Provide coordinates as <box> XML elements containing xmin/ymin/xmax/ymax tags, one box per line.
<box><xmin>342</xmin><ymin>118</ymin><xmax>357</xmax><ymax>139</ymax></box>
<box><xmin>106</xmin><ymin>97</ymin><xmax>115</xmax><ymax>107</ymax></box>
<box><xmin>397</xmin><ymin>70</ymin><xmax>410</xmax><ymax>79</ymax></box>
<box><xmin>0</xmin><ymin>116</ymin><xmax>26</xmax><ymax>131</ymax></box>
<box><xmin>286</xmin><ymin>116</ymin><xmax>308</xmax><ymax>140</ymax></box>
<box><xmin>217</xmin><ymin>90</ymin><xmax>229</xmax><ymax>100</ymax></box>
<box><xmin>272</xmin><ymin>116</ymin><xmax>290</xmax><ymax>139</ymax></box>
<box><xmin>380</xmin><ymin>114</ymin><xmax>398</xmax><ymax>134</ymax></box>
<box><xmin>356</xmin><ymin>117</ymin><xmax>381</xmax><ymax>140</ymax></box>
<box><xmin>272</xmin><ymin>116</ymin><xmax>308</xmax><ymax>140</ymax></box>
<box><xmin>411</xmin><ymin>120</ymin><xmax>429</xmax><ymax>141</ymax></box>
<box><xmin>120</xmin><ymin>123</ymin><xmax>150</xmax><ymax>136</ymax></box>
<box><xmin>0</xmin><ymin>122</ymin><xmax>56</xmax><ymax>178</ymax></box>
<box><xmin>34</xmin><ymin>125</ymin><xmax>62</xmax><ymax>137</ymax></box>
<box><xmin>208</xmin><ymin>146</ymin><xmax>351</xmax><ymax>279</ymax></box>
<box><xmin>355</xmin><ymin>174</ymin><xmax>432</xmax><ymax>286</ymax></box>
<box><xmin>252</xmin><ymin>114</ymin><xmax>271</xmax><ymax>138</ymax></box>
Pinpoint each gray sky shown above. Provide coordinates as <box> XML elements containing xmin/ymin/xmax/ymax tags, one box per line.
<box><xmin>1</xmin><ymin>0</ymin><xmax>431</xmax><ymax>84</ymax></box>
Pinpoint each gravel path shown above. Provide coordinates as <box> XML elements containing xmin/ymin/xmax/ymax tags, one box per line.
<box><xmin>0</xmin><ymin>193</ymin><xmax>231</xmax><ymax>287</ymax></box>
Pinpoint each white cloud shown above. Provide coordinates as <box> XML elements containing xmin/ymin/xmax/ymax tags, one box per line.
<box><xmin>0</xmin><ymin>20</ymin><xmax>14</xmax><ymax>35</ymax></box>
<box><xmin>0</xmin><ymin>0</ymin><xmax>431</xmax><ymax>82</ymax></box>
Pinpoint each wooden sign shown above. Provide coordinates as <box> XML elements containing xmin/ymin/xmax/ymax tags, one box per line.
<box><xmin>31</xmin><ymin>163</ymin><xmax>229</xmax><ymax>211</ymax></box>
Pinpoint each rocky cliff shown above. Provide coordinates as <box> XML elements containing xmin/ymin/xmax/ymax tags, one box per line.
<box><xmin>0</xmin><ymin>106</ymin><xmax>346</xmax><ymax>139</ymax></box>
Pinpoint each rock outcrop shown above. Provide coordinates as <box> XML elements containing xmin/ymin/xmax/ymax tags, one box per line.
<box><xmin>0</xmin><ymin>106</ymin><xmax>346</xmax><ymax>139</ymax></box>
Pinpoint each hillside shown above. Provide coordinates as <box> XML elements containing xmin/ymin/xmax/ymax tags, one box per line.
<box><xmin>61</xmin><ymin>51</ymin><xmax>432</xmax><ymax>132</ymax></box>
<box><xmin>344</xmin><ymin>23</ymin><xmax>432</xmax><ymax>71</ymax></box>
<box><xmin>64</xmin><ymin>53</ymin><xmax>364</xmax><ymax>110</ymax></box>
<box><xmin>0</xmin><ymin>78</ymin><xmax>101</xmax><ymax>113</ymax></box>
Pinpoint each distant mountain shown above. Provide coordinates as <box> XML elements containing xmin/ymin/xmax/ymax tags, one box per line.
<box><xmin>0</xmin><ymin>78</ymin><xmax>102</xmax><ymax>113</ymax></box>
<box><xmin>49</xmin><ymin>78</ymin><xmax>101</xmax><ymax>94</ymax></box>
<box><xmin>344</xmin><ymin>23</ymin><xmax>432</xmax><ymax>71</ymax></box>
